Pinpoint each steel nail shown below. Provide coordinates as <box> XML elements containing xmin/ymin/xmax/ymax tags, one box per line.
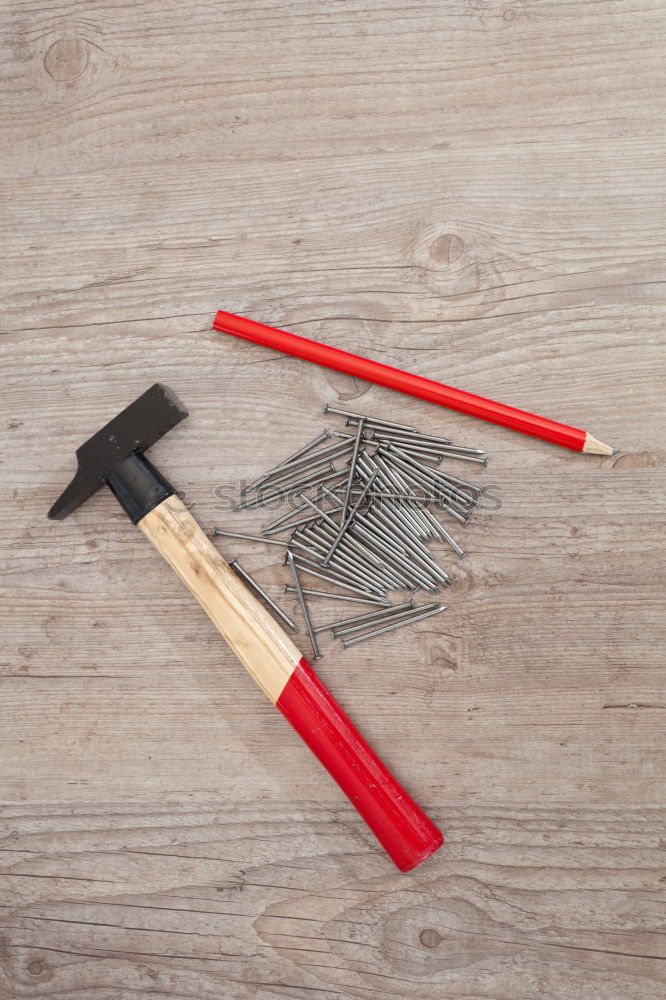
<box><xmin>250</xmin><ymin>437</ymin><xmax>353</xmax><ymax>490</ymax></box>
<box><xmin>358</xmin><ymin>509</ymin><xmax>436</xmax><ymax>577</ymax></box>
<box><xmin>259</xmin><ymin>437</ymin><xmax>354</xmax><ymax>481</ymax></box>
<box><xmin>284</xmin><ymin>586</ymin><xmax>387</xmax><ymax>606</ymax></box>
<box><xmin>325</xmin><ymin>522</ymin><xmax>424</xmax><ymax>591</ymax></box>
<box><xmin>439</xmin><ymin>451</ymin><xmax>489</xmax><ymax>466</ymax></box>
<box><xmin>291</xmin><ymin>549</ymin><xmax>386</xmax><ymax>596</ymax></box>
<box><xmin>263</xmin><ymin>498</ymin><xmax>317</xmax><ymax>532</ymax></box>
<box><xmin>313</xmin><ymin>522</ymin><xmax>407</xmax><ymax>590</ymax></box>
<box><xmin>323</xmin><ymin>468</ymin><xmax>378</xmax><ymax>567</ymax></box>
<box><xmin>334</xmin><ymin>601</ymin><xmax>439</xmax><ymax>637</ymax></box>
<box><xmin>341</xmin><ymin>418</ymin><xmax>366</xmax><ymax>519</ymax></box>
<box><xmin>314</xmin><ymin>522</ymin><xmax>389</xmax><ymax>575</ymax></box>
<box><xmin>263</xmin><ymin>513</ymin><xmax>322</xmax><ymax>535</ymax></box>
<box><xmin>341</xmin><ymin>604</ymin><xmax>446</xmax><ymax>647</ymax></box>
<box><xmin>324</xmin><ymin>405</ymin><xmax>419</xmax><ymax>433</ymax></box>
<box><xmin>345</xmin><ymin>488</ymin><xmax>425</xmax><ymax>501</ymax></box>
<box><xmin>431</xmin><ymin>470</ymin><xmax>483</xmax><ymax>500</ymax></box>
<box><xmin>230</xmin><ymin>559</ymin><xmax>298</xmax><ymax>632</ymax></box>
<box><xmin>245</xmin><ymin>430</ymin><xmax>330</xmax><ymax>490</ymax></box>
<box><xmin>367</xmin><ymin>508</ymin><xmax>449</xmax><ymax>585</ymax></box>
<box><xmin>317</xmin><ymin>598</ymin><xmax>414</xmax><ymax>632</ymax></box>
<box><xmin>291</xmin><ymin>548</ymin><xmax>384</xmax><ymax>594</ymax></box>
<box><xmin>372</xmin><ymin>488</ymin><xmax>426</xmax><ymax>545</ymax></box>
<box><xmin>319</xmin><ymin>486</ymin><xmax>430</xmax><ymax>588</ymax></box>
<box><xmin>388</xmin><ymin>446</ymin><xmax>480</xmax><ymax>505</ymax></box>
<box><xmin>290</xmin><ymin>558</ymin><xmax>389</xmax><ymax>600</ymax></box>
<box><xmin>297</xmin><ymin>530</ymin><xmax>388</xmax><ymax>594</ymax></box>
<box><xmin>371</xmin><ymin>430</ymin><xmax>453</xmax><ymax>447</ymax></box>
<box><xmin>380</xmin><ymin>442</ymin><xmax>445</xmax><ymax>463</ymax></box>
<box><xmin>246</xmin><ymin>456</ymin><xmax>336</xmax><ymax>495</ymax></box>
<box><xmin>319</xmin><ymin>534</ymin><xmax>405</xmax><ymax>591</ymax></box>
<box><xmin>432</xmin><ymin>444</ymin><xmax>485</xmax><ymax>456</ymax></box>
<box><xmin>236</xmin><ymin>468</ymin><xmax>345</xmax><ymax>510</ymax></box>
<box><xmin>431</xmin><ymin>500</ymin><xmax>469</xmax><ymax>525</ymax></box>
<box><xmin>370</xmin><ymin>504</ymin><xmax>431</xmax><ymax>559</ymax></box>
<box><xmin>361</xmin><ymin>458</ymin><xmax>426</xmax><ymax>539</ymax></box>
<box><xmin>423</xmin><ymin>508</ymin><xmax>466</xmax><ymax>557</ymax></box>
<box><xmin>372</xmin><ymin>453</ymin><xmax>432</xmax><ymax>537</ymax></box>
<box><xmin>213</xmin><ymin>529</ymin><xmax>289</xmax><ymax>547</ymax></box>
<box><xmin>286</xmin><ymin>551</ymin><xmax>320</xmax><ymax>659</ymax></box>
<box><xmin>373</xmin><ymin>435</ymin><xmax>485</xmax><ymax>459</ymax></box>
<box><xmin>350</xmin><ymin>518</ymin><xmax>435</xmax><ymax>590</ymax></box>
<box><xmin>310</xmin><ymin>500</ymin><xmax>390</xmax><ymax>571</ymax></box>
<box><xmin>298</xmin><ymin>491</ymin><xmax>342</xmax><ymax>529</ymax></box>
<box><xmin>307</xmin><ymin>523</ymin><xmax>400</xmax><ymax>590</ymax></box>
<box><xmin>317</xmin><ymin>487</ymin><xmax>411</xmax><ymax>585</ymax></box>
<box><xmin>380</xmin><ymin>452</ymin><xmax>440</xmax><ymax>498</ymax></box>
<box><xmin>313</xmin><ymin>599</ymin><xmax>415</xmax><ymax>634</ymax></box>
<box><xmin>382</xmin><ymin>451</ymin><xmax>472</xmax><ymax>521</ymax></box>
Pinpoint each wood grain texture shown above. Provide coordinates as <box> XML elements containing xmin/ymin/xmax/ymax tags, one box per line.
<box><xmin>139</xmin><ymin>495</ymin><xmax>300</xmax><ymax>702</ymax></box>
<box><xmin>1</xmin><ymin>802</ymin><xmax>665</xmax><ymax>1000</ymax></box>
<box><xmin>1</xmin><ymin>0</ymin><xmax>665</xmax><ymax>996</ymax></box>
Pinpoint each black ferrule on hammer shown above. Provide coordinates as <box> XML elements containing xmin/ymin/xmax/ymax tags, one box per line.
<box><xmin>106</xmin><ymin>452</ymin><xmax>175</xmax><ymax>524</ymax></box>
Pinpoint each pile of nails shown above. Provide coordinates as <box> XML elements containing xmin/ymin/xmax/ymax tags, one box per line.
<box><xmin>213</xmin><ymin>405</ymin><xmax>490</xmax><ymax>659</ymax></box>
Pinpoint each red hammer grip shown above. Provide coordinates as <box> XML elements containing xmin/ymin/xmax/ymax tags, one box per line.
<box><xmin>276</xmin><ymin>658</ymin><xmax>443</xmax><ymax>871</ymax></box>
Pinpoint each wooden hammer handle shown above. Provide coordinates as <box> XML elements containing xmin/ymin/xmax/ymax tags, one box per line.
<box><xmin>139</xmin><ymin>494</ymin><xmax>443</xmax><ymax>871</ymax></box>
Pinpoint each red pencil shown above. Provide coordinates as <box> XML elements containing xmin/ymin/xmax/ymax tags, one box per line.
<box><xmin>212</xmin><ymin>309</ymin><xmax>616</xmax><ymax>455</ymax></box>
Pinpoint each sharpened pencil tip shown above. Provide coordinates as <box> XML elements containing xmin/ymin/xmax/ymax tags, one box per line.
<box><xmin>583</xmin><ymin>433</ymin><xmax>616</xmax><ymax>456</ymax></box>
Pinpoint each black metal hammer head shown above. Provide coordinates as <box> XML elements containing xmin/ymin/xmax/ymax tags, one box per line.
<box><xmin>48</xmin><ymin>383</ymin><xmax>188</xmax><ymax>521</ymax></box>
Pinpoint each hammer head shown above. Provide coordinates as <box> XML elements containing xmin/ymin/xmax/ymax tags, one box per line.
<box><xmin>48</xmin><ymin>383</ymin><xmax>188</xmax><ymax>520</ymax></box>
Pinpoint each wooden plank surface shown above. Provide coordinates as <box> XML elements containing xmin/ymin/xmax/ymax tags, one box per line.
<box><xmin>1</xmin><ymin>0</ymin><xmax>665</xmax><ymax>997</ymax></box>
<box><xmin>1</xmin><ymin>802</ymin><xmax>665</xmax><ymax>1000</ymax></box>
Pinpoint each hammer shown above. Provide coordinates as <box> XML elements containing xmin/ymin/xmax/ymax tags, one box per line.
<box><xmin>49</xmin><ymin>384</ymin><xmax>443</xmax><ymax>871</ymax></box>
